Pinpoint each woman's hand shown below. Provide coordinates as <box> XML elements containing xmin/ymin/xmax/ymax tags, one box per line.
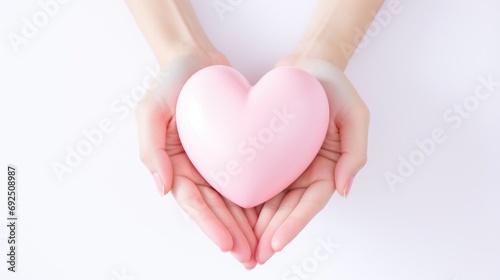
<box><xmin>135</xmin><ymin>48</ymin><xmax>258</xmax><ymax>269</ymax></box>
<box><xmin>254</xmin><ymin>56</ymin><xmax>370</xmax><ymax>264</ymax></box>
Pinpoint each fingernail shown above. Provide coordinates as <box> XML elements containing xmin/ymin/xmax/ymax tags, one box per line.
<box><xmin>152</xmin><ymin>172</ymin><xmax>165</xmax><ymax>196</ymax></box>
<box><xmin>343</xmin><ymin>176</ymin><xmax>354</xmax><ymax>198</ymax></box>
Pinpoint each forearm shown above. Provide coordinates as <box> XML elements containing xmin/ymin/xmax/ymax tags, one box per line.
<box><xmin>291</xmin><ymin>0</ymin><xmax>385</xmax><ymax>70</ymax></box>
<box><xmin>125</xmin><ymin>0</ymin><xmax>216</xmax><ymax>65</ymax></box>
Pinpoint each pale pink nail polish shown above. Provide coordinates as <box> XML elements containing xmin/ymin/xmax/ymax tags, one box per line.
<box><xmin>153</xmin><ymin>173</ymin><xmax>164</xmax><ymax>196</ymax></box>
<box><xmin>343</xmin><ymin>177</ymin><xmax>354</xmax><ymax>198</ymax></box>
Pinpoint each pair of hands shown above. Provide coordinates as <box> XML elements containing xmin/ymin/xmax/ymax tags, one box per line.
<box><xmin>136</xmin><ymin>48</ymin><xmax>369</xmax><ymax>269</ymax></box>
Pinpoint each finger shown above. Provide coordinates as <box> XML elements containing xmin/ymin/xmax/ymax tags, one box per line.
<box><xmin>272</xmin><ymin>180</ymin><xmax>334</xmax><ymax>252</ymax></box>
<box><xmin>243</xmin><ymin>207</ymin><xmax>258</xmax><ymax>230</ymax></box>
<box><xmin>335</xmin><ymin>99</ymin><xmax>369</xmax><ymax>198</ymax></box>
<box><xmin>256</xmin><ymin>190</ymin><xmax>304</xmax><ymax>264</ymax></box>
<box><xmin>224</xmin><ymin>199</ymin><xmax>258</xmax><ymax>269</ymax></box>
<box><xmin>312</xmin><ymin>62</ymin><xmax>369</xmax><ymax>198</ymax></box>
<box><xmin>242</xmin><ymin>261</ymin><xmax>257</xmax><ymax>270</ymax></box>
<box><xmin>254</xmin><ymin>192</ymin><xmax>286</xmax><ymax>240</ymax></box>
<box><xmin>256</xmin><ymin>204</ymin><xmax>264</xmax><ymax>216</ymax></box>
<box><xmin>198</xmin><ymin>187</ymin><xmax>252</xmax><ymax>263</ymax></box>
<box><xmin>171</xmin><ymin>176</ymin><xmax>233</xmax><ymax>252</ymax></box>
<box><xmin>135</xmin><ymin>92</ymin><xmax>173</xmax><ymax>196</ymax></box>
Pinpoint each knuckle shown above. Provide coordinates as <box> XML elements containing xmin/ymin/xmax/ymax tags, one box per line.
<box><xmin>178</xmin><ymin>194</ymin><xmax>206</xmax><ymax>220</ymax></box>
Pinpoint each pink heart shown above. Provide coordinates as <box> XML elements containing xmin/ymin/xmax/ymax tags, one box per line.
<box><xmin>176</xmin><ymin>66</ymin><xmax>329</xmax><ymax>208</ymax></box>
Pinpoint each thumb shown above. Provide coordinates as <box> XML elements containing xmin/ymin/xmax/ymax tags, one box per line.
<box><xmin>135</xmin><ymin>92</ymin><xmax>174</xmax><ymax>196</ymax></box>
<box><xmin>334</xmin><ymin>100</ymin><xmax>370</xmax><ymax>198</ymax></box>
<box><xmin>284</xmin><ymin>58</ymin><xmax>370</xmax><ymax>198</ymax></box>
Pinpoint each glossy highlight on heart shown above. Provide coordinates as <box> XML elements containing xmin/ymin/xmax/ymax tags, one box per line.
<box><xmin>176</xmin><ymin>65</ymin><xmax>329</xmax><ymax>208</ymax></box>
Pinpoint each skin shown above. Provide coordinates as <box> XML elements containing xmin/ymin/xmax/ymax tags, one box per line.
<box><xmin>254</xmin><ymin>0</ymin><xmax>384</xmax><ymax>263</ymax></box>
<box><xmin>126</xmin><ymin>0</ymin><xmax>384</xmax><ymax>269</ymax></box>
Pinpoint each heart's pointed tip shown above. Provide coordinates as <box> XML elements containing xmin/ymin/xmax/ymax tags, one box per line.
<box><xmin>225</xmin><ymin>186</ymin><xmax>266</xmax><ymax>209</ymax></box>
<box><xmin>233</xmin><ymin>199</ymin><xmax>259</xmax><ymax>209</ymax></box>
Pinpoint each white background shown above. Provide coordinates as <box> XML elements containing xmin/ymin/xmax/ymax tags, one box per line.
<box><xmin>1</xmin><ymin>0</ymin><xmax>499</xmax><ymax>279</ymax></box>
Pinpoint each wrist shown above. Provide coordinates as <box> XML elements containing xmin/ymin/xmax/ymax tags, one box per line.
<box><xmin>159</xmin><ymin>42</ymin><xmax>228</xmax><ymax>68</ymax></box>
<box><xmin>127</xmin><ymin>0</ymin><xmax>224</xmax><ymax>67</ymax></box>
<box><xmin>287</xmin><ymin>38</ymin><xmax>349</xmax><ymax>71</ymax></box>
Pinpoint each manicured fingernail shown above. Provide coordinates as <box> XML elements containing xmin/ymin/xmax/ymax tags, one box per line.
<box><xmin>343</xmin><ymin>177</ymin><xmax>354</xmax><ymax>198</ymax></box>
<box><xmin>153</xmin><ymin>172</ymin><xmax>164</xmax><ymax>196</ymax></box>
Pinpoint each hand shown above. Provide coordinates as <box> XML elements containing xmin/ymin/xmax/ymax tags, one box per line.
<box><xmin>135</xmin><ymin>48</ymin><xmax>258</xmax><ymax>269</ymax></box>
<box><xmin>253</xmin><ymin>56</ymin><xmax>370</xmax><ymax>264</ymax></box>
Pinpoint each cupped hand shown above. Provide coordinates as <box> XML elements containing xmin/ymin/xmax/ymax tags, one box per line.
<box><xmin>136</xmin><ymin>52</ymin><xmax>369</xmax><ymax>268</ymax></box>
<box><xmin>135</xmin><ymin>48</ymin><xmax>258</xmax><ymax>269</ymax></box>
<box><xmin>254</xmin><ymin>56</ymin><xmax>370</xmax><ymax>264</ymax></box>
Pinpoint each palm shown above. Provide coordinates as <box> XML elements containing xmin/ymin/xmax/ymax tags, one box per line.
<box><xmin>166</xmin><ymin>101</ymin><xmax>258</xmax><ymax>268</ymax></box>
<box><xmin>136</xmin><ymin>51</ymin><xmax>258</xmax><ymax>268</ymax></box>
<box><xmin>167</xmin><ymin>120</ymin><xmax>259</xmax><ymax>269</ymax></box>
<box><xmin>254</xmin><ymin>114</ymin><xmax>340</xmax><ymax>263</ymax></box>
<box><xmin>254</xmin><ymin>57</ymin><xmax>369</xmax><ymax>264</ymax></box>
<box><xmin>137</xmin><ymin>54</ymin><xmax>367</xmax><ymax>268</ymax></box>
